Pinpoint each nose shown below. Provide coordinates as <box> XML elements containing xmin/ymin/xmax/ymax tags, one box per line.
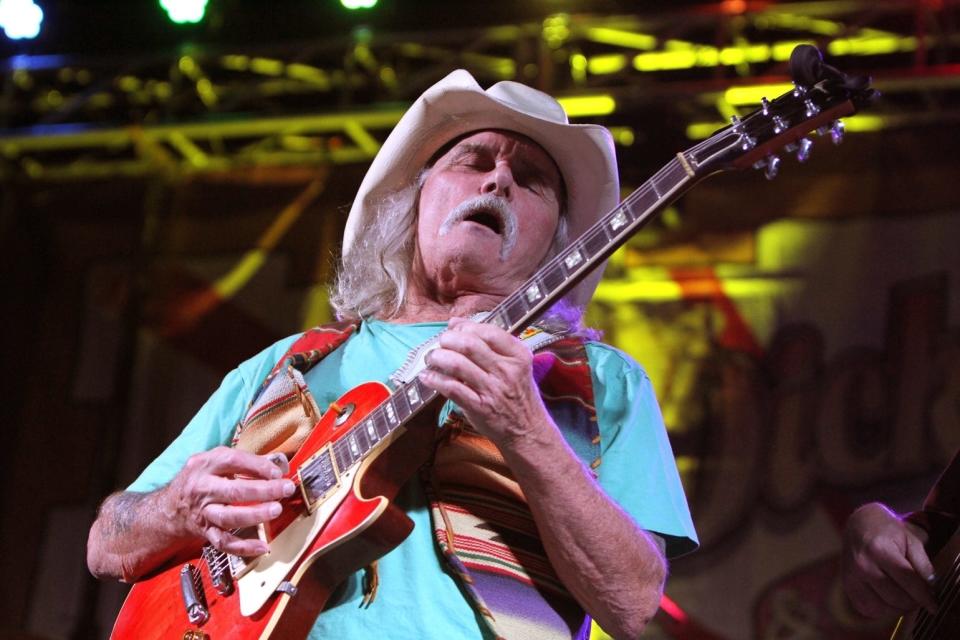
<box><xmin>480</xmin><ymin>162</ymin><xmax>513</xmax><ymax>199</ymax></box>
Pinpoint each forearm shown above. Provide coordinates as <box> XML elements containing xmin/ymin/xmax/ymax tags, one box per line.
<box><xmin>501</xmin><ymin>420</ymin><xmax>666</xmax><ymax>639</ymax></box>
<box><xmin>87</xmin><ymin>488</ymin><xmax>197</xmax><ymax>582</ymax></box>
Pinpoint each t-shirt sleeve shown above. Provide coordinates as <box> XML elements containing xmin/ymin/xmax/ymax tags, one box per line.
<box><xmin>587</xmin><ymin>343</ymin><xmax>699</xmax><ymax>559</ymax></box>
<box><xmin>127</xmin><ymin>335</ymin><xmax>301</xmax><ymax>493</ymax></box>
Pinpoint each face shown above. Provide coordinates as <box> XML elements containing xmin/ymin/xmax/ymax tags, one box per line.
<box><xmin>414</xmin><ymin>130</ymin><xmax>563</xmax><ymax>300</ymax></box>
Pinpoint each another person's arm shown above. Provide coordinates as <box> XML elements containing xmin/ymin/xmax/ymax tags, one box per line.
<box><xmin>841</xmin><ymin>502</ymin><xmax>936</xmax><ymax>617</ymax></box>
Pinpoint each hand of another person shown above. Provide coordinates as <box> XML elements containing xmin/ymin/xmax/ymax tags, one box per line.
<box><xmin>419</xmin><ymin>317</ymin><xmax>553</xmax><ymax>447</ymax></box>
<box><xmin>841</xmin><ymin>502</ymin><xmax>937</xmax><ymax>618</ymax></box>
<box><xmin>160</xmin><ymin>446</ymin><xmax>295</xmax><ymax>557</ymax></box>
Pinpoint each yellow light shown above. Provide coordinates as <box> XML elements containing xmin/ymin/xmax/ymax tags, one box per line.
<box><xmin>828</xmin><ymin>36</ymin><xmax>915</xmax><ymax>56</ymax></box>
<box><xmin>584</xmin><ymin>27</ymin><xmax>656</xmax><ymax>50</ymax></box>
<box><xmin>609</xmin><ymin>126</ymin><xmax>635</xmax><ymax>146</ymax></box>
<box><xmin>724</xmin><ymin>82</ymin><xmax>794</xmax><ymax>106</ymax></box>
<box><xmin>686</xmin><ymin>122</ymin><xmax>725</xmax><ymax>140</ymax></box>
<box><xmin>633</xmin><ymin>50</ymin><xmax>697</xmax><ymax>72</ymax></box>
<box><xmin>587</xmin><ymin>54</ymin><xmax>626</xmax><ymax>75</ymax></box>
<box><xmin>841</xmin><ymin>114</ymin><xmax>885</xmax><ymax>132</ymax></box>
<box><xmin>251</xmin><ymin>57</ymin><xmax>284</xmax><ymax>76</ymax></box>
<box><xmin>557</xmin><ymin>95</ymin><xmax>616</xmax><ymax>117</ymax></box>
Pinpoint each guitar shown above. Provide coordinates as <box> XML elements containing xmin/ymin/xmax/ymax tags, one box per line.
<box><xmin>111</xmin><ymin>45</ymin><xmax>875</xmax><ymax>639</ymax></box>
<box><xmin>890</xmin><ymin>530</ymin><xmax>960</xmax><ymax>639</ymax></box>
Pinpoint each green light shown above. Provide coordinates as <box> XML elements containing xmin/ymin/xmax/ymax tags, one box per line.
<box><xmin>341</xmin><ymin>0</ymin><xmax>377</xmax><ymax>9</ymax></box>
<box><xmin>160</xmin><ymin>0</ymin><xmax>208</xmax><ymax>24</ymax></box>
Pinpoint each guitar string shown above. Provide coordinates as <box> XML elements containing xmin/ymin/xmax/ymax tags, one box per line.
<box><xmin>911</xmin><ymin>549</ymin><xmax>960</xmax><ymax>639</ymax></box>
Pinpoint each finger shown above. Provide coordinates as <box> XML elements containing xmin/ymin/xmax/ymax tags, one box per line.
<box><xmin>903</xmin><ymin>536</ymin><xmax>938</xmax><ymax>612</ymax></box>
<box><xmin>418</xmin><ymin>368</ymin><xmax>482</xmax><ymax>409</ymax></box>
<box><xmin>204</xmin><ymin>476</ymin><xmax>296</xmax><ymax>505</ymax></box>
<box><xmin>189</xmin><ymin>446</ymin><xmax>286</xmax><ymax>480</ymax></box>
<box><xmin>438</xmin><ymin>329</ymin><xmax>501</xmax><ymax>372</ymax></box>
<box><xmin>427</xmin><ymin>345</ymin><xmax>490</xmax><ymax>388</ymax></box>
<box><xmin>869</xmin><ymin>567</ymin><xmax>922</xmax><ymax>612</ymax></box>
<box><xmin>846</xmin><ymin>577</ymin><xmax>895</xmax><ymax>618</ymax></box>
<box><xmin>450</xmin><ymin>320</ymin><xmax>525</xmax><ymax>358</ymax></box>
<box><xmin>205</xmin><ymin>526</ymin><xmax>269</xmax><ymax>557</ymax></box>
<box><xmin>202</xmin><ymin>501</ymin><xmax>284</xmax><ymax>531</ymax></box>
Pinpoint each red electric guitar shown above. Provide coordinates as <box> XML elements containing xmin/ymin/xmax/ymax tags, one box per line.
<box><xmin>111</xmin><ymin>46</ymin><xmax>875</xmax><ymax>639</ymax></box>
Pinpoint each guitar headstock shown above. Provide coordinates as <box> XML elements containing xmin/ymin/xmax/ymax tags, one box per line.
<box><xmin>685</xmin><ymin>45</ymin><xmax>877</xmax><ymax>179</ymax></box>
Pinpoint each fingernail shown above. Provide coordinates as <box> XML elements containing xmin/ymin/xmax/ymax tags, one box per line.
<box><xmin>268</xmin><ymin>502</ymin><xmax>282</xmax><ymax>517</ymax></box>
<box><xmin>926</xmin><ymin>572</ymin><xmax>937</xmax><ymax>584</ymax></box>
<box><xmin>270</xmin><ymin>466</ymin><xmax>282</xmax><ymax>479</ymax></box>
<box><xmin>282</xmin><ymin>480</ymin><xmax>296</xmax><ymax>496</ymax></box>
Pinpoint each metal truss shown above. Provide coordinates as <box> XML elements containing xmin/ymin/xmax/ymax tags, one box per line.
<box><xmin>1</xmin><ymin>0</ymin><xmax>958</xmax><ymax>180</ymax></box>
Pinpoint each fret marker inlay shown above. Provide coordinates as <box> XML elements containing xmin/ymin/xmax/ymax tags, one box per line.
<box><xmin>610</xmin><ymin>210</ymin><xmax>628</xmax><ymax>231</ymax></box>
<box><xmin>525</xmin><ymin>284</ymin><xmax>542</xmax><ymax>303</ymax></box>
<box><xmin>564</xmin><ymin>250</ymin><xmax>583</xmax><ymax>270</ymax></box>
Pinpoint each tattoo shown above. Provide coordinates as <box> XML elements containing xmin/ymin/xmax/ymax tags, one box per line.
<box><xmin>104</xmin><ymin>491</ymin><xmax>149</xmax><ymax>538</ymax></box>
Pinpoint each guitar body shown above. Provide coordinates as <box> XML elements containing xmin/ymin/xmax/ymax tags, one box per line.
<box><xmin>890</xmin><ymin>530</ymin><xmax>960</xmax><ymax>639</ymax></box>
<box><xmin>111</xmin><ymin>381</ymin><xmax>439</xmax><ymax>639</ymax></box>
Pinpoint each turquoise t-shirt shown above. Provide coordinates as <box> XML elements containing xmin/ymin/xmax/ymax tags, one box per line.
<box><xmin>129</xmin><ymin>320</ymin><xmax>698</xmax><ymax>639</ymax></box>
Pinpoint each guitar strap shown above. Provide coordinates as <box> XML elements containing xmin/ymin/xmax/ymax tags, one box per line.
<box><xmin>230</xmin><ymin>321</ymin><xmax>602</xmax><ymax>640</ymax></box>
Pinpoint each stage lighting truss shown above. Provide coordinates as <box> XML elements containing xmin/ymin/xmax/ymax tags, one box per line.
<box><xmin>0</xmin><ymin>0</ymin><xmax>958</xmax><ymax>180</ymax></box>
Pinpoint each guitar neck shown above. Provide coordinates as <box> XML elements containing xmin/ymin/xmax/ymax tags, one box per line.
<box><xmin>483</xmin><ymin>154</ymin><xmax>698</xmax><ymax>335</ymax></box>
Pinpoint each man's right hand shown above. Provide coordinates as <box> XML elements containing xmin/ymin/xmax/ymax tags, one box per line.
<box><xmin>159</xmin><ymin>446</ymin><xmax>296</xmax><ymax>557</ymax></box>
<box><xmin>87</xmin><ymin>447</ymin><xmax>296</xmax><ymax>581</ymax></box>
<box><xmin>841</xmin><ymin>502</ymin><xmax>937</xmax><ymax>618</ymax></box>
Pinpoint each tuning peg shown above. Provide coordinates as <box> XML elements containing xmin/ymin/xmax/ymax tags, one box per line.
<box><xmin>796</xmin><ymin>137</ymin><xmax>813</xmax><ymax>162</ymax></box>
<box><xmin>763</xmin><ymin>154</ymin><xmax>781</xmax><ymax>180</ymax></box>
<box><xmin>761</xmin><ymin>97</ymin><xmax>771</xmax><ymax>116</ymax></box>
<box><xmin>773</xmin><ymin>115</ymin><xmax>788</xmax><ymax>134</ymax></box>
<box><xmin>804</xmin><ymin>99</ymin><xmax>820</xmax><ymax>118</ymax></box>
<box><xmin>830</xmin><ymin>120</ymin><xmax>845</xmax><ymax>145</ymax></box>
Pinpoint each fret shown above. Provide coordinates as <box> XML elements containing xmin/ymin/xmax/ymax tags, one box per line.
<box><xmin>373</xmin><ymin>409</ymin><xmax>391</xmax><ymax>438</ymax></box>
<box><xmin>607</xmin><ymin>207</ymin><xmax>630</xmax><ymax>235</ymax></box>
<box><xmin>346</xmin><ymin>431</ymin><xmax>361</xmax><ymax>460</ymax></box>
<box><xmin>353</xmin><ymin>421</ymin><xmax>372</xmax><ymax>453</ymax></box>
<box><xmin>498</xmin><ymin>294</ymin><xmax>526</xmax><ymax>329</ymax></box>
<box><xmin>333</xmin><ymin>441</ymin><xmax>349</xmax><ymax>472</ymax></box>
<box><xmin>652</xmin><ymin>162</ymin><xmax>685</xmax><ymax>199</ymax></box>
<box><xmin>561</xmin><ymin>245</ymin><xmax>585</xmax><ymax>275</ymax></box>
<box><xmin>363</xmin><ymin>417</ymin><xmax>381</xmax><ymax>446</ymax></box>
<box><xmin>488</xmin><ymin>308</ymin><xmax>510</xmax><ymax>330</ymax></box>
<box><xmin>581</xmin><ymin>227</ymin><xmax>608</xmax><ymax>258</ymax></box>
<box><xmin>404</xmin><ymin>381</ymin><xmax>422</xmax><ymax>409</ymax></box>
<box><xmin>523</xmin><ymin>277</ymin><xmax>544</xmax><ymax>306</ymax></box>
<box><xmin>392</xmin><ymin>388</ymin><xmax>412</xmax><ymax>422</ymax></box>
<box><xmin>539</xmin><ymin>262</ymin><xmax>566</xmax><ymax>294</ymax></box>
<box><xmin>383</xmin><ymin>399</ymin><xmax>400</xmax><ymax>428</ymax></box>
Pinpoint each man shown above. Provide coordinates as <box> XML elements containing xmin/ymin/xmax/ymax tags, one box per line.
<box><xmin>87</xmin><ymin>70</ymin><xmax>697</xmax><ymax>639</ymax></box>
<box><xmin>842</xmin><ymin>451</ymin><xmax>959</xmax><ymax>619</ymax></box>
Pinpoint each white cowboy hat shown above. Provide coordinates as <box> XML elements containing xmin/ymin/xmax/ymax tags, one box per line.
<box><xmin>342</xmin><ymin>69</ymin><xmax>620</xmax><ymax>309</ymax></box>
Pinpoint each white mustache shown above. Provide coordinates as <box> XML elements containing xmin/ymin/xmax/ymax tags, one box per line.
<box><xmin>437</xmin><ymin>195</ymin><xmax>518</xmax><ymax>261</ymax></box>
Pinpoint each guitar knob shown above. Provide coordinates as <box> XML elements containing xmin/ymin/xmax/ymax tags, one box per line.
<box><xmin>830</xmin><ymin>120</ymin><xmax>845</xmax><ymax>145</ymax></box>
<box><xmin>796</xmin><ymin>137</ymin><xmax>813</xmax><ymax>162</ymax></box>
<box><xmin>764</xmin><ymin>154</ymin><xmax>781</xmax><ymax>180</ymax></box>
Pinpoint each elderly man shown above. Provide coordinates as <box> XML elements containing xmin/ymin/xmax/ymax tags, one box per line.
<box><xmin>88</xmin><ymin>70</ymin><xmax>697</xmax><ymax>639</ymax></box>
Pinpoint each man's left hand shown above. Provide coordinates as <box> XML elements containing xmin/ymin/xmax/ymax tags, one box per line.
<box><xmin>419</xmin><ymin>317</ymin><xmax>552</xmax><ymax>447</ymax></box>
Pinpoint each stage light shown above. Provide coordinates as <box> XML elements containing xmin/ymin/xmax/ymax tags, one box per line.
<box><xmin>160</xmin><ymin>0</ymin><xmax>208</xmax><ymax>24</ymax></box>
<box><xmin>341</xmin><ymin>0</ymin><xmax>377</xmax><ymax>9</ymax></box>
<box><xmin>557</xmin><ymin>95</ymin><xmax>616</xmax><ymax>117</ymax></box>
<box><xmin>0</xmin><ymin>0</ymin><xmax>43</xmax><ymax>40</ymax></box>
